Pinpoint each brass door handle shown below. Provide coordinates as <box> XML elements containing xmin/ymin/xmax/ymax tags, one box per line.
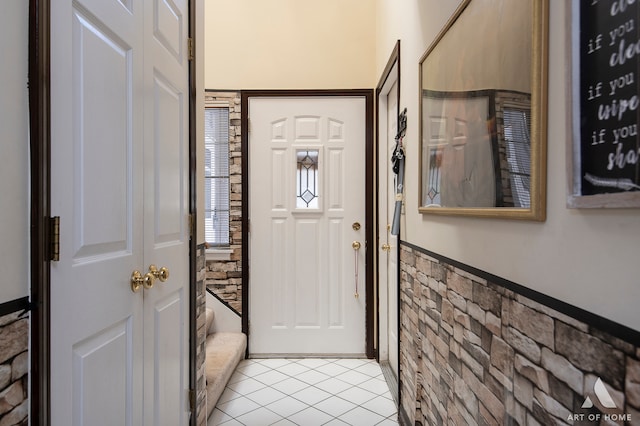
<box><xmin>352</xmin><ymin>241</ymin><xmax>361</xmax><ymax>250</ymax></box>
<box><xmin>131</xmin><ymin>270</ymin><xmax>155</xmax><ymax>293</ymax></box>
<box><xmin>382</xmin><ymin>243</ymin><xmax>391</xmax><ymax>252</ymax></box>
<box><xmin>149</xmin><ymin>265</ymin><xmax>170</xmax><ymax>282</ymax></box>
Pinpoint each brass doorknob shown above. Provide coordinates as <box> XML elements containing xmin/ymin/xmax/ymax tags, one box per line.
<box><xmin>382</xmin><ymin>243</ymin><xmax>391</xmax><ymax>252</ymax></box>
<box><xmin>352</xmin><ymin>241</ymin><xmax>361</xmax><ymax>250</ymax></box>
<box><xmin>149</xmin><ymin>265</ymin><xmax>170</xmax><ymax>282</ymax></box>
<box><xmin>131</xmin><ymin>270</ymin><xmax>155</xmax><ymax>293</ymax></box>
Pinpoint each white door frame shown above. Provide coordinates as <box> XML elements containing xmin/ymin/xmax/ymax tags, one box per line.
<box><xmin>28</xmin><ymin>1</ymin><xmax>199</xmax><ymax>423</ymax></box>
<box><xmin>375</xmin><ymin>41</ymin><xmax>401</xmax><ymax>400</ymax></box>
<box><xmin>241</xmin><ymin>90</ymin><xmax>375</xmax><ymax>358</ymax></box>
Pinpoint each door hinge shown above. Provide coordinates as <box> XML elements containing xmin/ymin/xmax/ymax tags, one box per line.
<box><xmin>188</xmin><ymin>388</ymin><xmax>196</xmax><ymax>412</ymax></box>
<box><xmin>187</xmin><ymin>38</ymin><xmax>194</xmax><ymax>61</ymax></box>
<box><xmin>50</xmin><ymin>216</ymin><xmax>60</xmax><ymax>262</ymax></box>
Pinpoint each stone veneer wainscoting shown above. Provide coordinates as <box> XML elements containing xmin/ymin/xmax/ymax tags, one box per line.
<box><xmin>204</xmin><ymin>91</ymin><xmax>243</xmax><ymax>314</ymax></box>
<box><xmin>399</xmin><ymin>242</ymin><xmax>640</xmax><ymax>426</ymax></box>
<box><xmin>195</xmin><ymin>244</ymin><xmax>207</xmax><ymax>426</ymax></box>
<box><xmin>0</xmin><ymin>308</ymin><xmax>29</xmax><ymax>425</ymax></box>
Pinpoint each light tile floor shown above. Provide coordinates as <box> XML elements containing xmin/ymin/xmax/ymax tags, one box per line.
<box><xmin>208</xmin><ymin>358</ymin><xmax>399</xmax><ymax>426</ymax></box>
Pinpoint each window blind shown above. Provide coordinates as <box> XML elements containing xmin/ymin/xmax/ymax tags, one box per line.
<box><xmin>503</xmin><ymin>108</ymin><xmax>531</xmax><ymax>208</ymax></box>
<box><xmin>204</xmin><ymin>107</ymin><xmax>230</xmax><ymax>246</ymax></box>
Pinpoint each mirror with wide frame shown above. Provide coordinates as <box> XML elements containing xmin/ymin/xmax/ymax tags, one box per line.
<box><xmin>418</xmin><ymin>0</ymin><xmax>548</xmax><ymax>220</ymax></box>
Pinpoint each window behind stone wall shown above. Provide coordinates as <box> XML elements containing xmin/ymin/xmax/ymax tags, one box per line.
<box><xmin>204</xmin><ymin>106</ymin><xmax>230</xmax><ymax>247</ymax></box>
<box><xmin>204</xmin><ymin>92</ymin><xmax>242</xmax><ymax>314</ymax></box>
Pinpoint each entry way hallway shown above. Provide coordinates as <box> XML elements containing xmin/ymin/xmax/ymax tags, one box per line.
<box><xmin>208</xmin><ymin>358</ymin><xmax>399</xmax><ymax>425</ymax></box>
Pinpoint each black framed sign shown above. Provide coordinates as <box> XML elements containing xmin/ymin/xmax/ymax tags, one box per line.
<box><xmin>568</xmin><ymin>0</ymin><xmax>640</xmax><ymax>207</ymax></box>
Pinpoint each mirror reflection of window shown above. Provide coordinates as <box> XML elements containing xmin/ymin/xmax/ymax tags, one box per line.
<box><xmin>503</xmin><ymin>108</ymin><xmax>531</xmax><ymax>208</ymax></box>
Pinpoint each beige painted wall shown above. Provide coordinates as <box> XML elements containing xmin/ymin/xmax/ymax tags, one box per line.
<box><xmin>0</xmin><ymin>0</ymin><xmax>30</xmax><ymax>304</ymax></box>
<box><xmin>422</xmin><ymin>0</ymin><xmax>531</xmax><ymax>93</ymax></box>
<box><xmin>204</xmin><ymin>0</ymin><xmax>377</xmax><ymax>90</ymax></box>
<box><xmin>377</xmin><ymin>0</ymin><xmax>640</xmax><ymax>331</ymax></box>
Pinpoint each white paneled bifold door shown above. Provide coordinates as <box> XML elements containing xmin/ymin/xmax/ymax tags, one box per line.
<box><xmin>50</xmin><ymin>0</ymin><xmax>190</xmax><ymax>425</ymax></box>
<box><xmin>249</xmin><ymin>97</ymin><xmax>367</xmax><ymax>356</ymax></box>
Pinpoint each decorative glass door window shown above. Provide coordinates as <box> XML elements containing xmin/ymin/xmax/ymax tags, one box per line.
<box><xmin>426</xmin><ymin>147</ymin><xmax>443</xmax><ymax>206</ymax></box>
<box><xmin>296</xmin><ymin>149</ymin><xmax>320</xmax><ymax>209</ymax></box>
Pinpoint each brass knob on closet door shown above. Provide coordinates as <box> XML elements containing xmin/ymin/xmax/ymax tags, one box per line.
<box><xmin>131</xmin><ymin>270</ymin><xmax>155</xmax><ymax>293</ymax></box>
<box><xmin>149</xmin><ymin>265</ymin><xmax>170</xmax><ymax>282</ymax></box>
<box><xmin>382</xmin><ymin>243</ymin><xmax>391</xmax><ymax>252</ymax></box>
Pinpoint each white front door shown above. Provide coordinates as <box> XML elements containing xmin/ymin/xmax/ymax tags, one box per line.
<box><xmin>378</xmin><ymin>81</ymin><xmax>399</xmax><ymax>379</ymax></box>
<box><xmin>50</xmin><ymin>0</ymin><xmax>190</xmax><ymax>424</ymax></box>
<box><xmin>249</xmin><ymin>97</ymin><xmax>367</xmax><ymax>356</ymax></box>
<box><xmin>422</xmin><ymin>95</ymin><xmax>495</xmax><ymax>207</ymax></box>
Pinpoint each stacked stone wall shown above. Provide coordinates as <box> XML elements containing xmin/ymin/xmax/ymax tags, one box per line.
<box><xmin>204</xmin><ymin>91</ymin><xmax>243</xmax><ymax>314</ymax></box>
<box><xmin>195</xmin><ymin>244</ymin><xmax>207</xmax><ymax>426</ymax></box>
<box><xmin>400</xmin><ymin>243</ymin><xmax>640</xmax><ymax>426</ymax></box>
<box><xmin>0</xmin><ymin>310</ymin><xmax>28</xmax><ymax>426</ymax></box>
